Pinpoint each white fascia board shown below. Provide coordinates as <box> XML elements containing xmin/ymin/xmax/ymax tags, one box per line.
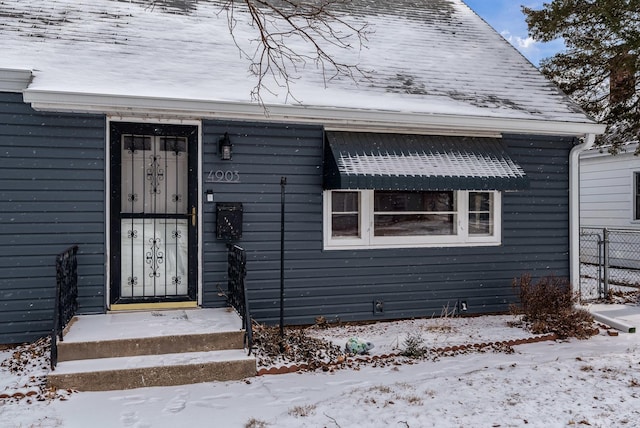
<box><xmin>0</xmin><ymin>68</ymin><xmax>32</xmax><ymax>92</ymax></box>
<box><xmin>23</xmin><ymin>89</ymin><xmax>607</xmax><ymax>137</ymax></box>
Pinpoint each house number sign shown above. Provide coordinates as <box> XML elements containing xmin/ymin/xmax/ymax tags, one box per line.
<box><xmin>206</xmin><ymin>170</ymin><xmax>240</xmax><ymax>183</ymax></box>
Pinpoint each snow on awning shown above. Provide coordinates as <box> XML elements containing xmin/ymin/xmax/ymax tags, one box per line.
<box><xmin>323</xmin><ymin>132</ymin><xmax>529</xmax><ymax>191</ymax></box>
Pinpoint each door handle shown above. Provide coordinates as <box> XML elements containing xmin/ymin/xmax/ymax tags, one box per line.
<box><xmin>189</xmin><ymin>206</ymin><xmax>197</xmax><ymax>227</ymax></box>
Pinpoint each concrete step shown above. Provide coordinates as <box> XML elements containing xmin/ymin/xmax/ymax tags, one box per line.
<box><xmin>57</xmin><ymin>330</ymin><xmax>246</xmax><ymax>361</ymax></box>
<box><xmin>48</xmin><ymin>349</ymin><xmax>256</xmax><ymax>391</ymax></box>
<box><xmin>48</xmin><ymin>308</ymin><xmax>256</xmax><ymax>390</ymax></box>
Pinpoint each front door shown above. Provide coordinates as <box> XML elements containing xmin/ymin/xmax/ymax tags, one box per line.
<box><xmin>109</xmin><ymin>122</ymin><xmax>198</xmax><ymax>305</ymax></box>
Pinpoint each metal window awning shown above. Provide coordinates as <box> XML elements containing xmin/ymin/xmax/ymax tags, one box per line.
<box><xmin>323</xmin><ymin>132</ymin><xmax>529</xmax><ymax>191</ymax></box>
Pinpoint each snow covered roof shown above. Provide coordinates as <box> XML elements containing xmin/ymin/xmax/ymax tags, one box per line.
<box><xmin>580</xmin><ymin>141</ymin><xmax>640</xmax><ymax>159</ymax></box>
<box><xmin>0</xmin><ymin>0</ymin><xmax>604</xmax><ymax>136</ymax></box>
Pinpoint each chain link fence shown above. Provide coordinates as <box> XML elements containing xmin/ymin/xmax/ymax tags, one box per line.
<box><xmin>579</xmin><ymin>227</ymin><xmax>640</xmax><ymax>301</ymax></box>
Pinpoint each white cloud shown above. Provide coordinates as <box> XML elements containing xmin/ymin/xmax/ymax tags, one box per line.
<box><xmin>501</xmin><ymin>30</ymin><xmax>537</xmax><ymax>52</ymax></box>
<box><xmin>500</xmin><ymin>28</ymin><xmax>565</xmax><ymax>65</ymax></box>
<box><xmin>517</xmin><ymin>36</ymin><xmax>536</xmax><ymax>49</ymax></box>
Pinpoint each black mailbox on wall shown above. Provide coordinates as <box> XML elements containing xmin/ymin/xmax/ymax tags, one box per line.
<box><xmin>216</xmin><ymin>202</ymin><xmax>243</xmax><ymax>241</ymax></box>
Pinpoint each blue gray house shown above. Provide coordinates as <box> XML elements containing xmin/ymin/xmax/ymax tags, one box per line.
<box><xmin>0</xmin><ymin>0</ymin><xmax>605</xmax><ymax>344</ymax></box>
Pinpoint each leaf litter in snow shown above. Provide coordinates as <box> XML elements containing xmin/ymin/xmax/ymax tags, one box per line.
<box><xmin>0</xmin><ymin>337</ymin><xmax>74</xmax><ymax>404</ymax></box>
<box><xmin>252</xmin><ymin>314</ymin><xmax>555</xmax><ymax>373</ymax></box>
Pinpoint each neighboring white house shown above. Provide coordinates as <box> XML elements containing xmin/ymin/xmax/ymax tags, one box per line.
<box><xmin>580</xmin><ymin>143</ymin><xmax>640</xmax><ymax>230</ymax></box>
<box><xmin>580</xmin><ymin>144</ymin><xmax>640</xmax><ymax>270</ymax></box>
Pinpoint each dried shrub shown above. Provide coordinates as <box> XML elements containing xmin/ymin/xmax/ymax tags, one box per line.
<box><xmin>288</xmin><ymin>404</ymin><xmax>316</xmax><ymax>417</ymax></box>
<box><xmin>245</xmin><ymin>418</ymin><xmax>268</xmax><ymax>428</ymax></box>
<box><xmin>511</xmin><ymin>273</ymin><xmax>595</xmax><ymax>339</ymax></box>
<box><xmin>404</xmin><ymin>395</ymin><xmax>423</xmax><ymax>405</ymax></box>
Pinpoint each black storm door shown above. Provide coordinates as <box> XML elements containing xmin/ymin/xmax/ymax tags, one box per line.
<box><xmin>110</xmin><ymin>122</ymin><xmax>198</xmax><ymax>304</ymax></box>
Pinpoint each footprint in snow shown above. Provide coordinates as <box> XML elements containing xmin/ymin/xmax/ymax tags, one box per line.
<box><xmin>201</xmin><ymin>393</ymin><xmax>233</xmax><ymax>400</ymax></box>
<box><xmin>122</xmin><ymin>397</ymin><xmax>149</xmax><ymax>407</ymax></box>
<box><xmin>110</xmin><ymin>394</ymin><xmax>146</xmax><ymax>403</ymax></box>
<box><xmin>120</xmin><ymin>411</ymin><xmax>139</xmax><ymax>427</ymax></box>
<box><xmin>163</xmin><ymin>390</ymin><xmax>189</xmax><ymax>414</ymax></box>
<box><xmin>191</xmin><ymin>398</ymin><xmax>225</xmax><ymax>409</ymax></box>
<box><xmin>191</xmin><ymin>393</ymin><xmax>235</xmax><ymax>408</ymax></box>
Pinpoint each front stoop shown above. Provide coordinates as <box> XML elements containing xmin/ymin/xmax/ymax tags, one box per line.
<box><xmin>48</xmin><ymin>308</ymin><xmax>256</xmax><ymax>391</ymax></box>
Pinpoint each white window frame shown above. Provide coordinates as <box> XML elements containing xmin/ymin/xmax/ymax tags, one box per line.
<box><xmin>323</xmin><ymin>189</ymin><xmax>502</xmax><ymax>250</ymax></box>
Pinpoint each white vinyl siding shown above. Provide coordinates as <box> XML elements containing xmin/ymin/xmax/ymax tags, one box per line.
<box><xmin>580</xmin><ymin>147</ymin><xmax>640</xmax><ymax>229</ymax></box>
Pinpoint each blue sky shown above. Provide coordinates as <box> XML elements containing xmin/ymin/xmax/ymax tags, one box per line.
<box><xmin>463</xmin><ymin>0</ymin><xmax>565</xmax><ymax>66</ymax></box>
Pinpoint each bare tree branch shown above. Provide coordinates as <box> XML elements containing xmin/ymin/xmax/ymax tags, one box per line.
<box><xmin>222</xmin><ymin>0</ymin><xmax>370</xmax><ymax>105</ymax></box>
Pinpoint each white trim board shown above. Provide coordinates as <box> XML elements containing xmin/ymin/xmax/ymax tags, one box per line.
<box><xmin>23</xmin><ymin>89</ymin><xmax>606</xmax><ymax>138</ymax></box>
<box><xmin>0</xmin><ymin>68</ymin><xmax>32</xmax><ymax>92</ymax></box>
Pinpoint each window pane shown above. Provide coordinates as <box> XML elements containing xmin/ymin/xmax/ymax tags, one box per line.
<box><xmin>469</xmin><ymin>192</ymin><xmax>492</xmax><ymax>212</ymax></box>
<box><xmin>123</xmin><ymin>135</ymin><xmax>151</xmax><ymax>152</ymax></box>
<box><xmin>332</xmin><ymin>191</ymin><xmax>359</xmax><ymax>213</ymax></box>
<box><xmin>373</xmin><ymin>191</ymin><xmax>456</xmax><ymax>237</ymax></box>
<box><xmin>332</xmin><ymin>214</ymin><xmax>359</xmax><ymax>237</ymax></box>
<box><xmin>375</xmin><ymin>191</ymin><xmax>454</xmax><ymax>212</ymax></box>
<box><xmin>160</xmin><ymin>136</ymin><xmax>187</xmax><ymax>153</ymax></box>
<box><xmin>469</xmin><ymin>192</ymin><xmax>493</xmax><ymax>236</ymax></box>
<box><xmin>331</xmin><ymin>191</ymin><xmax>359</xmax><ymax>237</ymax></box>
<box><xmin>469</xmin><ymin>213</ymin><xmax>492</xmax><ymax>235</ymax></box>
<box><xmin>374</xmin><ymin>214</ymin><xmax>455</xmax><ymax>236</ymax></box>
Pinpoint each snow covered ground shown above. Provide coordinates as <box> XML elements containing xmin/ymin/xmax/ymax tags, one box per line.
<box><xmin>2</xmin><ymin>306</ymin><xmax>640</xmax><ymax>428</ymax></box>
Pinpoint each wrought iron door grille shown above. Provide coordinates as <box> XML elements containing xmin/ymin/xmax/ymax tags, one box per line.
<box><xmin>120</xmin><ymin>134</ymin><xmax>189</xmax><ymax>298</ymax></box>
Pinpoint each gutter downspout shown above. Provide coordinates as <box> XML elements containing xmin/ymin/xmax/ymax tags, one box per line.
<box><xmin>569</xmin><ymin>133</ymin><xmax>596</xmax><ymax>289</ymax></box>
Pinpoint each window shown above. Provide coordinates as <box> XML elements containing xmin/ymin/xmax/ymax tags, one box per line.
<box><xmin>635</xmin><ymin>172</ymin><xmax>640</xmax><ymax>221</ymax></box>
<box><xmin>331</xmin><ymin>191</ymin><xmax>360</xmax><ymax>237</ymax></box>
<box><xmin>324</xmin><ymin>190</ymin><xmax>501</xmax><ymax>249</ymax></box>
<box><xmin>468</xmin><ymin>192</ymin><xmax>494</xmax><ymax>236</ymax></box>
<box><xmin>160</xmin><ymin>136</ymin><xmax>187</xmax><ymax>153</ymax></box>
<box><xmin>374</xmin><ymin>191</ymin><xmax>456</xmax><ymax>236</ymax></box>
<box><xmin>123</xmin><ymin>135</ymin><xmax>151</xmax><ymax>152</ymax></box>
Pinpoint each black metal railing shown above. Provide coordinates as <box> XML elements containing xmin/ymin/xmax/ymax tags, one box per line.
<box><xmin>50</xmin><ymin>245</ymin><xmax>79</xmax><ymax>370</ymax></box>
<box><xmin>226</xmin><ymin>244</ymin><xmax>253</xmax><ymax>355</ymax></box>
